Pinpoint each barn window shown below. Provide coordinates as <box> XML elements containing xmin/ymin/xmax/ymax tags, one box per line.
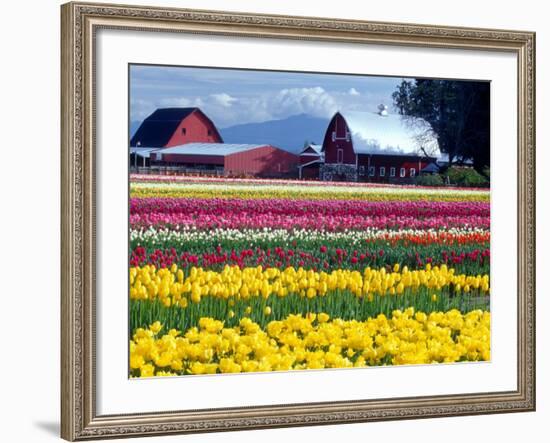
<box><xmin>181</xmin><ymin>127</ymin><xmax>187</xmax><ymax>135</ymax></box>
<box><xmin>400</xmin><ymin>167</ymin><xmax>406</xmax><ymax>178</ymax></box>
<box><xmin>207</xmin><ymin>129</ymin><xmax>212</xmax><ymax>136</ymax></box>
<box><xmin>346</xmin><ymin>131</ymin><xmax>350</xmax><ymax>142</ymax></box>
<box><xmin>410</xmin><ymin>168</ymin><xmax>416</xmax><ymax>177</ymax></box>
<box><xmin>390</xmin><ymin>167</ymin><xmax>396</xmax><ymax>177</ymax></box>
<box><xmin>337</xmin><ymin>149</ymin><xmax>344</xmax><ymax>164</ymax></box>
<box><xmin>368</xmin><ymin>166</ymin><xmax>375</xmax><ymax>177</ymax></box>
<box><xmin>332</xmin><ymin>131</ymin><xmax>336</xmax><ymax>142</ymax></box>
<box><xmin>379</xmin><ymin>167</ymin><xmax>385</xmax><ymax>177</ymax></box>
<box><xmin>359</xmin><ymin>166</ymin><xmax>366</xmax><ymax>175</ymax></box>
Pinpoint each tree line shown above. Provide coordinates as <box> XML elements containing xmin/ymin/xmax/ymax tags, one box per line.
<box><xmin>392</xmin><ymin>79</ymin><xmax>490</xmax><ymax>176</ymax></box>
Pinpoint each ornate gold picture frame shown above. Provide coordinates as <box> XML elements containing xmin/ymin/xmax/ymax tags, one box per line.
<box><xmin>61</xmin><ymin>2</ymin><xmax>535</xmax><ymax>440</ymax></box>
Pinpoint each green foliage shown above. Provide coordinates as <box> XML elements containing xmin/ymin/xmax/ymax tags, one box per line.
<box><xmin>415</xmin><ymin>174</ymin><xmax>444</xmax><ymax>186</ymax></box>
<box><xmin>131</xmin><ymin>240</ymin><xmax>490</xmax><ymax>276</ymax></box>
<box><xmin>444</xmin><ymin>167</ymin><xmax>489</xmax><ymax>187</ymax></box>
<box><xmin>392</xmin><ymin>79</ymin><xmax>490</xmax><ymax>170</ymax></box>
<box><xmin>130</xmin><ymin>289</ymin><xmax>490</xmax><ymax>333</ymax></box>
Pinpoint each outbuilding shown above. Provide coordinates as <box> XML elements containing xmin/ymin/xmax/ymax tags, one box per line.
<box><xmin>298</xmin><ymin>143</ymin><xmax>323</xmax><ymax>179</ymax></box>
<box><xmin>151</xmin><ymin>143</ymin><xmax>299</xmax><ymax>177</ymax></box>
<box><xmin>130</xmin><ymin>147</ymin><xmax>158</xmax><ymax>168</ymax></box>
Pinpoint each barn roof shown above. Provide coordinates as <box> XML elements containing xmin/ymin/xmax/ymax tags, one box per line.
<box><xmin>130</xmin><ymin>108</ymin><xmax>200</xmax><ymax>147</ymax></box>
<box><xmin>307</xmin><ymin>144</ymin><xmax>322</xmax><ymax>154</ymax></box>
<box><xmin>343</xmin><ymin>110</ymin><xmax>440</xmax><ymax>157</ymax></box>
<box><xmin>362</xmin><ymin>152</ymin><xmax>437</xmax><ymax>160</ymax></box>
<box><xmin>421</xmin><ymin>162</ymin><xmax>441</xmax><ymax>173</ymax></box>
<box><xmin>300</xmin><ymin>144</ymin><xmax>323</xmax><ymax>155</ymax></box>
<box><xmin>129</xmin><ymin>147</ymin><xmax>160</xmax><ymax>158</ymax></box>
<box><xmin>157</xmin><ymin>143</ymin><xmax>270</xmax><ymax>157</ymax></box>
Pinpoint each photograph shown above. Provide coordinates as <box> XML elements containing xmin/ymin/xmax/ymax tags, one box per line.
<box><xmin>57</xmin><ymin>2</ymin><xmax>536</xmax><ymax>439</ymax></box>
<box><xmin>128</xmin><ymin>64</ymin><xmax>491</xmax><ymax>378</ymax></box>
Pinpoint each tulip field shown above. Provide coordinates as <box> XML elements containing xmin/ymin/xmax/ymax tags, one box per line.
<box><xmin>129</xmin><ymin>175</ymin><xmax>491</xmax><ymax>377</ymax></box>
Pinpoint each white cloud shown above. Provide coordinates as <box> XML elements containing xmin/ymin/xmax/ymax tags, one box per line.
<box><xmin>130</xmin><ymin>98</ymin><xmax>156</xmax><ymax>121</ymax></box>
<box><xmin>131</xmin><ymin>86</ymin><xmax>394</xmax><ymax>129</ymax></box>
<box><xmin>196</xmin><ymin>86</ymin><xmax>339</xmax><ymax>127</ymax></box>
<box><xmin>145</xmin><ymin>94</ymin><xmax>237</xmax><ymax>125</ymax></box>
<box><xmin>266</xmin><ymin>87</ymin><xmax>338</xmax><ymax>119</ymax></box>
<box><xmin>159</xmin><ymin>97</ymin><xmax>196</xmax><ymax>107</ymax></box>
<box><xmin>210</xmin><ymin>93</ymin><xmax>237</xmax><ymax>108</ymax></box>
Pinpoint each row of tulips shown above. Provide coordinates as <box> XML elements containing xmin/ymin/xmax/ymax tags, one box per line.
<box><xmin>131</xmin><ymin>173</ymin><xmax>490</xmax><ymax>191</ymax></box>
<box><xmin>131</xmin><ymin>212</ymin><xmax>489</xmax><ymax>231</ymax></box>
<box><xmin>130</xmin><ymin>198</ymin><xmax>490</xmax><ymax>218</ymax></box>
<box><xmin>130</xmin><ymin>244</ymin><xmax>490</xmax><ymax>275</ymax></box>
<box><xmin>130</xmin><ymin>183</ymin><xmax>489</xmax><ymax>202</ymax></box>
<box><xmin>130</xmin><ymin>226</ymin><xmax>490</xmax><ymax>250</ymax></box>
<box><xmin>130</xmin><ymin>309</ymin><xmax>490</xmax><ymax>377</ymax></box>
<box><xmin>129</xmin><ymin>263</ymin><xmax>490</xmax><ymax>331</ymax></box>
<box><xmin>130</xmin><ymin>284</ymin><xmax>489</xmax><ymax>333</ymax></box>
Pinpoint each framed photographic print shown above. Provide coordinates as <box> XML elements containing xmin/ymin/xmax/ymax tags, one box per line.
<box><xmin>61</xmin><ymin>1</ymin><xmax>536</xmax><ymax>440</ymax></box>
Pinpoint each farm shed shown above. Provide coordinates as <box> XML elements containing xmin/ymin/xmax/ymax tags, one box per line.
<box><xmin>151</xmin><ymin>143</ymin><xmax>299</xmax><ymax>177</ymax></box>
<box><xmin>298</xmin><ymin>143</ymin><xmax>324</xmax><ymax>179</ymax></box>
<box><xmin>130</xmin><ymin>107</ymin><xmax>223</xmax><ymax>148</ymax></box>
<box><xmin>129</xmin><ymin>147</ymin><xmax>159</xmax><ymax>168</ymax></box>
<box><xmin>420</xmin><ymin>162</ymin><xmax>441</xmax><ymax>174</ymax></box>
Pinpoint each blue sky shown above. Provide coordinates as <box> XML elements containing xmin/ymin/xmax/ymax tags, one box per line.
<box><xmin>130</xmin><ymin>65</ymin><xmax>408</xmax><ymax>129</ymax></box>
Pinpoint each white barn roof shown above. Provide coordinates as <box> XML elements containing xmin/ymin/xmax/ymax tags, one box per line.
<box><xmin>344</xmin><ymin>111</ymin><xmax>440</xmax><ymax>157</ymax></box>
<box><xmin>306</xmin><ymin>144</ymin><xmax>323</xmax><ymax>154</ymax></box>
<box><xmin>129</xmin><ymin>147</ymin><xmax>160</xmax><ymax>158</ymax></box>
<box><xmin>158</xmin><ymin>143</ymin><xmax>269</xmax><ymax>156</ymax></box>
<box><xmin>300</xmin><ymin>144</ymin><xmax>323</xmax><ymax>155</ymax></box>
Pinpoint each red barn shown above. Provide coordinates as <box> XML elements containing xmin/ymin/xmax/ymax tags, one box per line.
<box><xmin>356</xmin><ymin>154</ymin><xmax>435</xmax><ymax>182</ymax></box>
<box><xmin>319</xmin><ymin>110</ymin><xmax>439</xmax><ymax>182</ymax></box>
<box><xmin>130</xmin><ymin>108</ymin><xmax>222</xmax><ymax>148</ymax></box>
<box><xmin>322</xmin><ymin>112</ymin><xmax>356</xmax><ymax>165</ymax></box>
<box><xmin>152</xmin><ymin>143</ymin><xmax>298</xmax><ymax>177</ymax></box>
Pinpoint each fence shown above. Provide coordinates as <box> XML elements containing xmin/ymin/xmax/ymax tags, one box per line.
<box><xmin>129</xmin><ymin>166</ymin><xmax>225</xmax><ymax>176</ymax></box>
